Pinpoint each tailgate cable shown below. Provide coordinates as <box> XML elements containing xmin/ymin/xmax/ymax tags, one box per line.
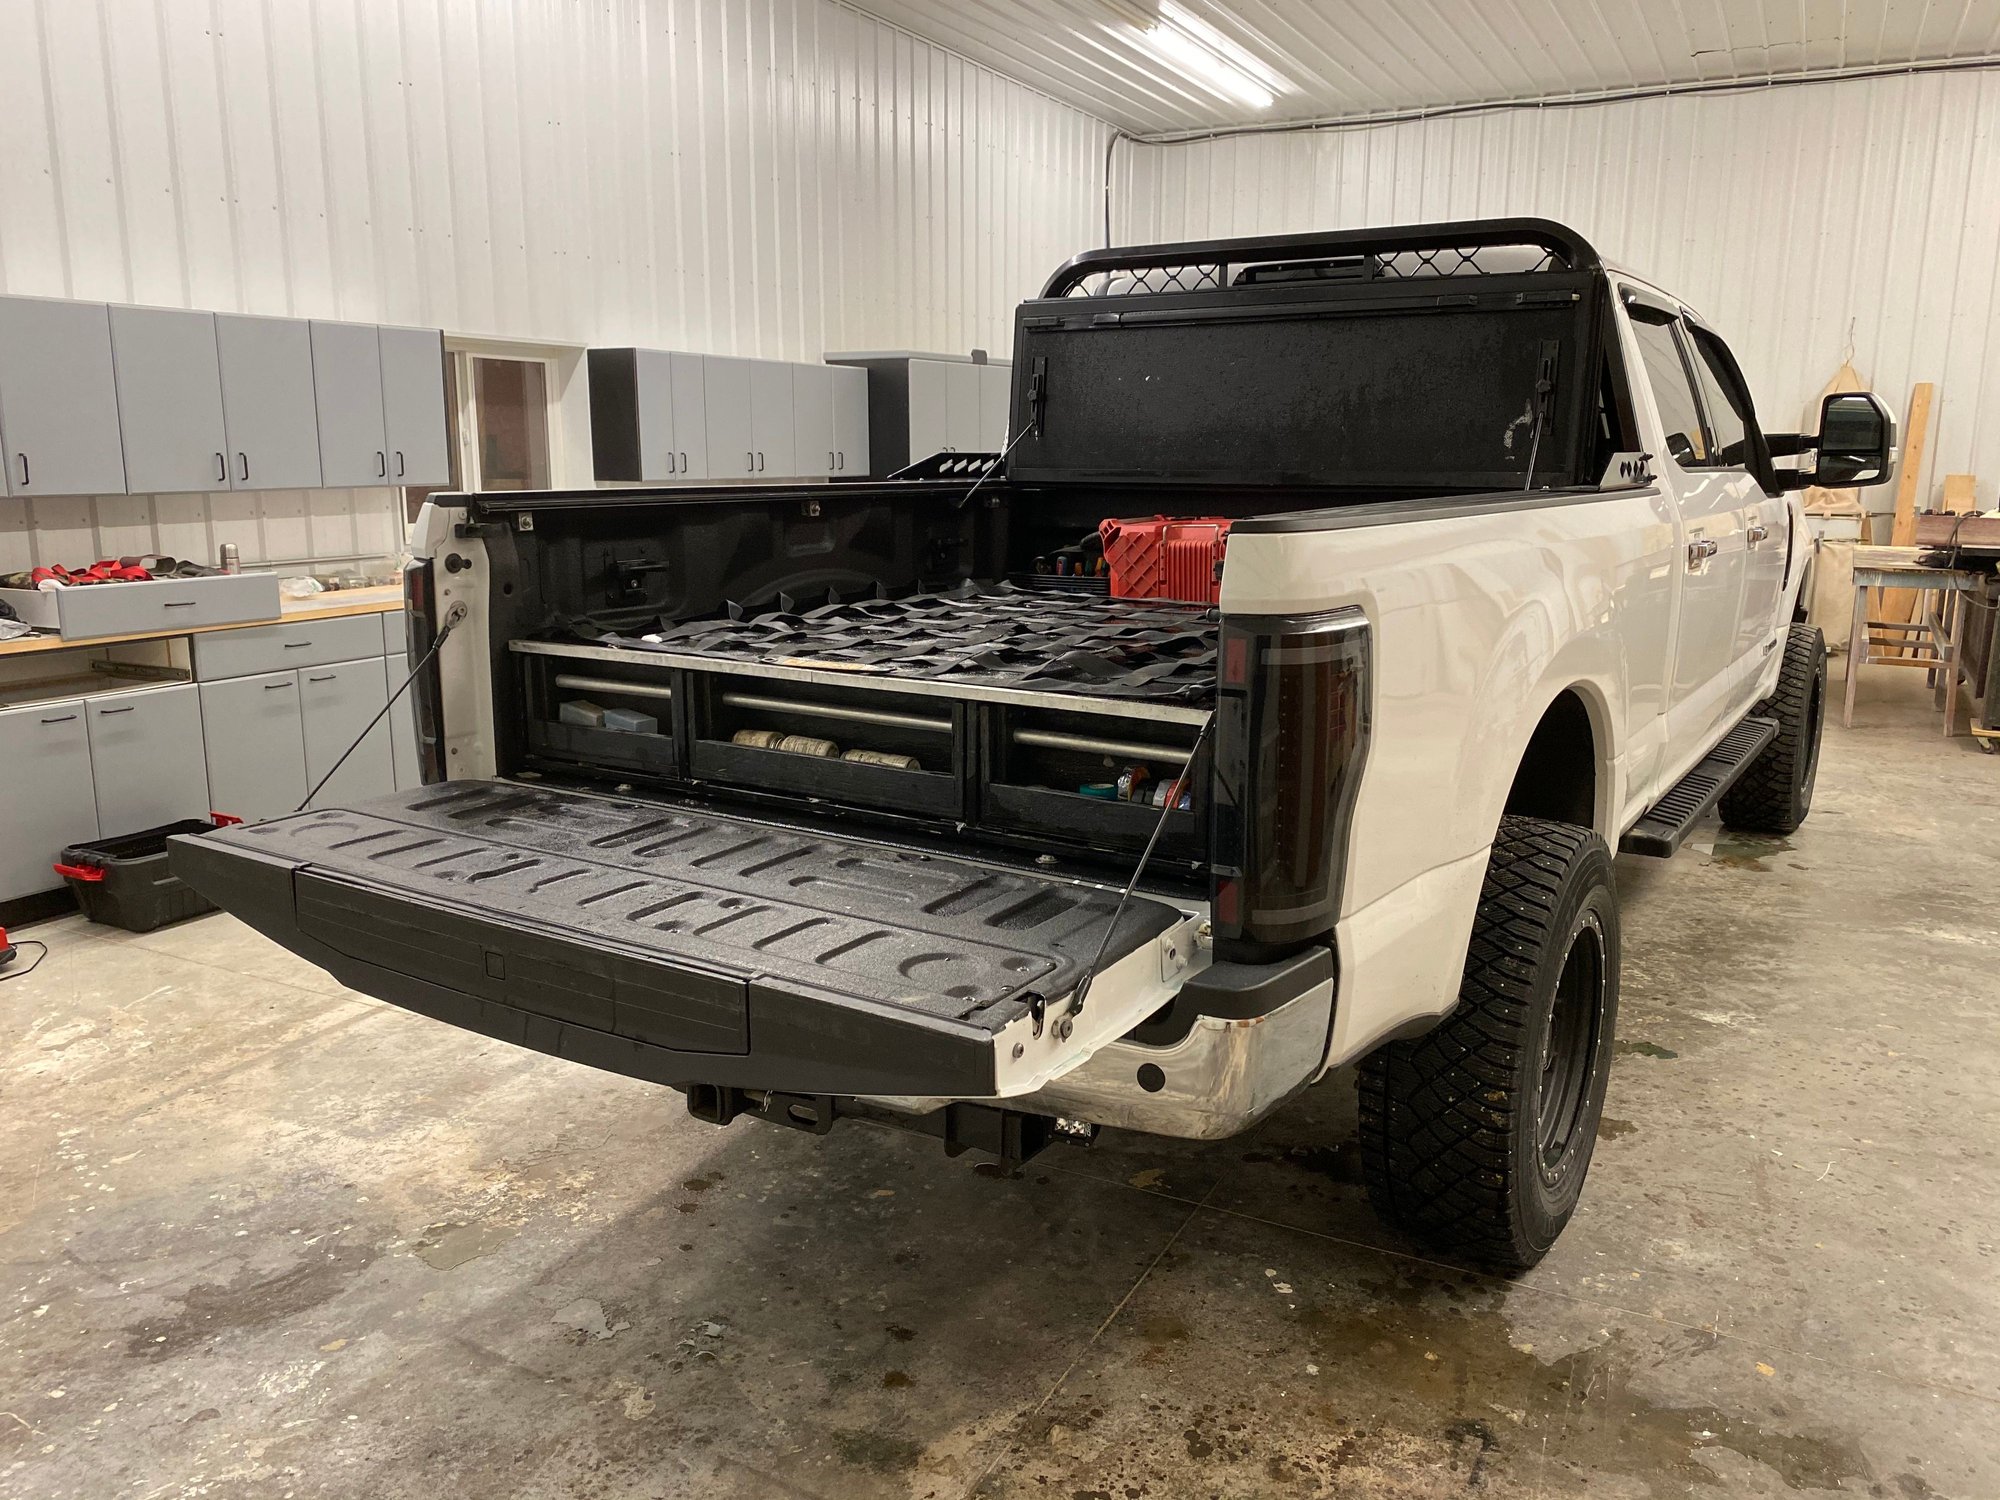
<box><xmin>294</xmin><ymin>601</ymin><xmax>468</xmax><ymax>813</ymax></box>
<box><xmin>1058</xmin><ymin>713</ymin><xmax>1212</xmax><ymax>1042</ymax></box>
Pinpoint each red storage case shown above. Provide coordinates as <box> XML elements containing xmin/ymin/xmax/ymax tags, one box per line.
<box><xmin>1098</xmin><ymin>516</ymin><xmax>1232</xmax><ymax>604</ymax></box>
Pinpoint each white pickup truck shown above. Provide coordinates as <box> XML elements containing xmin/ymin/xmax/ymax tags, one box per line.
<box><xmin>174</xmin><ymin>219</ymin><xmax>1895</xmax><ymax>1271</ymax></box>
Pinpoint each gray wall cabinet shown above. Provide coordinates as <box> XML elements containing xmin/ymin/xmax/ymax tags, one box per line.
<box><xmin>310</xmin><ymin>320</ymin><xmax>390</xmax><ymax>488</ymax></box>
<box><xmin>0</xmin><ymin>700</ymin><xmax>101</xmax><ymax>903</ymax></box>
<box><xmin>748</xmin><ymin>359</ymin><xmax>796</xmax><ymax>478</ymax></box>
<box><xmin>199</xmin><ymin>671</ymin><xmax>311</xmax><ymax>823</ymax></box>
<box><xmin>378</xmin><ymin>326</ymin><xmax>450</xmax><ymax>487</ymax></box>
<box><xmin>825</xmin><ymin>353</ymin><xmax>1009</xmax><ymax>476</ymax></box>
<box><xmin>594</xmin><ymin>350</ymin><xmax>859</xmax><ymax>483</ymax></box>
<box><xmin>216</xmin><ymin>314</ymin><xmax>324</xmax><ymax>490</ymax></box>
<box><xmin>831</xmin><ymin>365</ymin><xmax>869</xmax><ymax>475</ymax></box>
<box><xmin>701</xmin><ymin>356</ymin><xmax>757</xmax><ymax>478</ymax></box>
<box><xmin>110</xmin><ymin>307</ymin><xmax>230</xmax><ymax>494</ymax></box>
<box><xmin>85</xmin><ymin>683</ymin><xmax>211</xmax><ymax>835</ymax></box>
<box><xmin>793</xmin><ymin>364</ymin><xmax>836</xmax><ymax>477</ymax></box>
<box><xmin>0</xmin><ymin>296</ymin><xmax>128</xmax><ymax>497</ymax></box>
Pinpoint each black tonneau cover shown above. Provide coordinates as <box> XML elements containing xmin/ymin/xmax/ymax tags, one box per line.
<box><xmin>170</xmin><ymin>781</ymin><xmax>1179</xmax><ymax>1097</ymax></box>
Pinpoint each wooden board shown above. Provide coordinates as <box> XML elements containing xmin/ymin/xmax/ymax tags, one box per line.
<box><xmin>1914</xmin><ymin>511</ymin><xmax>2000</xmax><ymax>550</ymax></box>
<box><xmin>1942</xmin><ymin>473</ymin><xmax>1978</xmax><ymax>513</ymax></box>
<box><xmin>1879</xmin><ymin>382</ymin><xmax>1936</xmax><ymax>644</ymax></box>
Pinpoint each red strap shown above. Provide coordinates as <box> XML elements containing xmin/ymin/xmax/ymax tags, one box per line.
<box><xmin>53</xmin><ymin>862</ymin><xmax>105</xmax><ymax>882</ymax></box>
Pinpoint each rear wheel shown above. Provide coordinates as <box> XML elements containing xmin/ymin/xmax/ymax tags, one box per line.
<box><xmin>1718</xmin><ymin>624</ymin><xmax>1826</xmax><ymax>835</ymax></box>
<box><xmin>1358</xmin><ymin>816</ymin><xmax>1620</xmax><ymax>1272</ymax></box>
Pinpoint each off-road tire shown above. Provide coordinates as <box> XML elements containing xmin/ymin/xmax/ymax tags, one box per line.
<box><xmin>1718</xmin><ymin>624</ymin><xmax>1826</xmax><ymax>835</ymax></box>
<box><xmin>1358</xmin><ymin>816</ymin><xmax>1620</xmax><ymax>1273</ymax></box>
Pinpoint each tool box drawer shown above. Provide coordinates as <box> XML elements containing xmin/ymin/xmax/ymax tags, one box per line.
<box><xmin>192</xmin><ymin>612</ymin><xmax>385</xmax><ymax>679</ymax></box>
<box><xmin>0</xmin><ymin>572</ymin><xmax>279</xmax><ymax>641</ymax></box>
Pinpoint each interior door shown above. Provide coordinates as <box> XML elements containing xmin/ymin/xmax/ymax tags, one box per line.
<box><xmin>110</xmin><ymin>306</ymin><xmax>229</xmax><ymax>494</ymax></box>
<box><xmin>1625</xmin><ymin>300</ymin><xmax>1749</xmax><ymax>775</ymax></box>
<box><xmin>310</xmin><ymin>321</ymin><xmax>389</xmax><ymax>488</ymax></box>
<box><xmin>216</xmin><ymin>314</ymin><xmax>324</xmax><ymax>490</ymax></box>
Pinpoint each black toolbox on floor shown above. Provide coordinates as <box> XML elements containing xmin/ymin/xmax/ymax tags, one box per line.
<box><xmin>55</xmin><ymin>818</ymin><xmax>235</xmax><ymax>933</ymax></box>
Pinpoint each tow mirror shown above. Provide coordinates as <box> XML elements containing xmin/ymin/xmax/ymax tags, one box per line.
<box><xmin>1815</xmin><ymin>391</ymin><xmax>1896</xmax><ymax>487</ymax></box>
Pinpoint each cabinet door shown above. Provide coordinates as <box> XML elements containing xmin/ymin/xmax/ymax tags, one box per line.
<box><xmin>831</xmin><ymin>365</ymin><xmax>870</xmax><ymax>476</ymax></box>
<box><xmin>85</xmin><ymin>683</ymin><xmax>211</xmax><ymax>836</ymax></box>
<box><xmin>216</xmin><ymin>314</ymin><xmax>323</xmax><ymax>490</ymax></box>
<box><xmin>310</xmin><ymin>320</ymin><xmax>389</xmax><ymax>488</ymax></box>
<box><xmin>792</xmin><ymin>365</ymin><xmax>835</xmax><ymax>477</ymax></box>
<box><xmin>979</xmin><ymin>364</ymin><xmax>1012</xmax><ymax>451</ymax></box>
<box><xmin>200</xmin><ymin>671</ymin><xmax>308</xmax><ymax>822</ymax></box>
<box><xmin>110</xmin><ymin>306</ymin><xmax>229</xmax><ymax>494</ymax></box>
<box><xmin>668</xmin><ymin>353</ymin><xmax>709</xmax><ymax>480</ymax></box>
<box><xmin>749</xmin><ymin>360</ymin><xmax>795</xmax><ymax>477</ymax></box>
<box><xmin>0</xmin><ymin>700</ymin><xmax>99</xmax><ymax>901</ymax></box>
<box><xmin>0</xmin><ymin>296</ymin><xmax>127</xmax><ymax>496</ymax></box>
<box><xmin>906</xmin><ymin>358</ymin><xmax>951</xmax><ymax>464</ymax></box>
<box><xmin>386</xmin><ymin>650</ymin><xmax>421</xmax><ymax>790</ymax></box>
<box><xmin>379</xmin><ymin>325</ymin><xmax>450</xmax><ymax>487</ymax></box>
<box><xmin>299</xmin><ymin>657</ymin><xmax>395</xmax><ymax>805</ymax></box>
<box><xmin>945</xmin><ymin>362</ymin><xmax>985</xmax><ymax>453</ymax></box>
<box><xmin>630</xmin><ymin>349</ymin><xmax>676</xmax><ymax>480</ymax></box>
<box><xmin>702</xmin><ymin>357</ymin><xmax>756</xmax><ymax>477</ymax></box>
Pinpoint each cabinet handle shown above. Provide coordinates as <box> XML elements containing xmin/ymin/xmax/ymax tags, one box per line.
<box><xmin>237</xmin><ymin>452</ymin><xmax>249</xmax><ymax>482</ymax></box>
<box><xmin>263</xmin><ymin>682</ymin><xmax>291</xmax><ymax>691</ymax></box>
<box><xmin>283</xmin><ymin>640</ymin><xmax>312</xmax><ymax>649</ymax></box>
<box><xmin>39</xmin><ymin>713</ymin><xmax>77</xmax><ymax>724</ymax></box>
<box><xmin>216</xmin><ymin>452</ymin><xmax>228</xmax><ymax>483</ymax></box>
<box><xmin>162</xmin><ymin>600</ymin><xmax>197</xmax><ymax>609</ymax></box>
<box><xmin>756</xmin><ymin>451</ymin><xmax>765</xmax><ymax>472</ymax></box>
<box><xmin>746</xmin><ymin>451</ymin><xmax>754</xmax><ymax>471</ymax></box>
<box><xmin>377</xmin><ymin>451</ymin><xmax>387</xmax><ymax>478</ymax></box>
<box><xmin>306</xmin><ymin>673</ymin><xmax>336</xmax><ymax>683</ymax></box>
<box><xmin>96</xmin><ymin>704</ymin><xmax>136</xmax><ymax>715</ymax></box>
<box><xmin>679</xmin><ymin>450</ymin><xmax>687</xmax><ymax>470</ymax></box>
<box><xmin>16</xmin><ymin>453</ymin><xmax>27</xmax><ymax>487</ymax></box>
<box><xmin>837</xmin><ymin>451</ymin><xmax>844</xmax><ymax>470</ymax></box>
<box><xmin>666</xmin><ymin>451</ymin><xmax>677</xmax><ymax>475</ymax></box>
<box><xmin>396</xmin><ymin>450</ymin><xmax>405</xmax><ymax>477</ymax></box>
<box><xmin>828</xmin><ymin>450</ymin><xmax>834</xmax><ymax>471</ymax></box>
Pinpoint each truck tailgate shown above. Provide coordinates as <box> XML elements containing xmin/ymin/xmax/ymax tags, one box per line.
<box><xmin>168</xmin><ymin>781</ymin><xmax>1190</xmax><ymax>1099</ymax></box>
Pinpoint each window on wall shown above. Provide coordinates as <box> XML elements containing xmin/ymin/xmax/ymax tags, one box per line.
<box><xmin>405</xmin><ymin>351</ymin><xmax>556</xmax><ymax>523</ymax></box>
<box><xmin>1626</xmin><ymin>306</ymin><xmax>1709</xmax><ymax>466</ymax></box>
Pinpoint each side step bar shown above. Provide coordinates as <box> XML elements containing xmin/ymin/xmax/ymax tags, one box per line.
<box><xmin>1620</xmin><ymin>715</ymin><xmax>1778</xmax><ymax>857</ymax></box>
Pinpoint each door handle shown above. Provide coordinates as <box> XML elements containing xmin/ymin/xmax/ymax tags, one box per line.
<box><xmin>16</xmin><ymin>453</ymin><xmax>27</xmax><ymax>487</ymax></box>
<box><xmin>306</xmin><ymin>673</ymin><xmax>336</xmax><ymax>683</ymax></box>
<box><xmin>746</xmin><ymin>451</ymin><xmax>754</xmax><ymax>472</ymax></box>
<box><xmin>396</xmin><ymin>450</ymin><xmax>405</xmax><ymax>477</ymax></box>
<box><xmin>96</xmin><ymin>704</ymin><xmax>136</xmax><ymax>715</ymax></box>
<box><xmin>263</xmin><ymin>681</ymin><xmax>291</xmax><ymax>691</ymax></box>
<box><xmin>237</xmin><ymin>452</ymin><xmax>249</xmax><ymax>482</ymax></box>
<box><xmin>756</xmin><ymin>451</ymin><xmax>765</xmax><ymax>472</ymax></box>
<box><xmin>39</xmin><ymin>713</ymin><xmax>77</xmax><ymax>724</ymax></box>
<box><xmin>216</xmin><ymin>452</ymin><xmax>228</xmax><ymax>483</ymax></box>
<box><xmin>1747</xmin><ymin>522</ymin><xmax>1770</xmax><ymax>545</ymax></box>
<box><xmin>283</xmin><ymin>640</ymin><xmax>312</xmax><ymax>649</ymax></box>
<box><xmin>1687</xmin><ymin>538</ymin><xmax>1719</xmax><ymax>569</ymax></box>
<box><xmin>679</xmin><ymin>450</ymin><xmax>687</xmax><ymax>470</ymax></box>
<box><xmin>377</xmin><ymin>450</ymin><xmax>387</xmax><ymax>478</ymax></box>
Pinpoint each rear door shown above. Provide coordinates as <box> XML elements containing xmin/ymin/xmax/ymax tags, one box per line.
<box><xmin>1623</xmin><ymin>295</ymin><xmax>1752</xmax><ymax>781</ymax></box>
<box><xmin>169</xmin><ymin>780</ymin><xmax>1199</xmax><ymax>1101</ymax></box>
<box><xmin>1683</xmin><ymin>320</ymin><xmax>1788</xmax><ymax>667</ymax></box>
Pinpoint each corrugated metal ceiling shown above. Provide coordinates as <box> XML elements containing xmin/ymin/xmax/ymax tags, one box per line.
<box><xmin>851</xmin><ymin>0</ymin><xmax>2000</xmax><ymax>133</ymax></box>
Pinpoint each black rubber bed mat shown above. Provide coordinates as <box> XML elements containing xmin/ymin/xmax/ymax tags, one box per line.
<box><xmin>169</xmin><ymin>780</ymin><xmax>1180</xmax><ymax>1098</ymax></box>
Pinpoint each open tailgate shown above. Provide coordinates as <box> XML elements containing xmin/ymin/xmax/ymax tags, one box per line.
<box><xmin>169</xmin><ymin>781</ymin><xmax>1195</xmax><ymax>1099</ymax></box>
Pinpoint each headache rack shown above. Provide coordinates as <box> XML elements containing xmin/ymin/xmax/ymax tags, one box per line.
<box><xmin>508</xmin><ymin>586</ymin><xmax>1218</xmax><ymax>878</ymax></box>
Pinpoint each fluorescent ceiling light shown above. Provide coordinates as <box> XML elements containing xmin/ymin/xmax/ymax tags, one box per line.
<box><xmin>1117</xmin><ymin>1</ymin><xmax>1288</xmax><ymax>112</ymax></box>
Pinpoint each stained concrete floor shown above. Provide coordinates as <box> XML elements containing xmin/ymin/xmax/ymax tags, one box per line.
<box><xmin>4</xmin><ymin>670</ymin><xmax>1997</xmax><ymax>1500</ymax></box>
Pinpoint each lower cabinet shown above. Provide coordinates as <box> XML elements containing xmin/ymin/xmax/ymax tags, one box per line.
<box><xmin>200</xmin><ymin>671</ymin><xmax>310</xmax><ymax>822</ymax></box>
<box><xmin>85</xmin><ymin>683</ymin><xmax>212</xmax><ymax>835</ymax></box>
<box><xmin>299</xmin><ymin>658</ymin><xmax>395</xmax><ymax>805</ymax></box>
<box><xmin>386</xmin><ymin>651</ymin><xmax>421</xmax><ymax>791</ymax></box>
<box><xmin>0</xmin><ymin>700</ymin><xmax>100</xmax><ymax>903</ymax></box>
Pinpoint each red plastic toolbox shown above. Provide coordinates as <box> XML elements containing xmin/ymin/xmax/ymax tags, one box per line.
<box><xmin>1098</xmin><ymin>516</ymin><xmax>1232</xmax><ymax>603</ymax></box>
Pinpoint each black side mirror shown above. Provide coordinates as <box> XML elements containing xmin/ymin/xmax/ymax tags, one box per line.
<box><xmin>1815</xmin><ymin>391</ymin><xmax>1896</xmax><ymax>487</ymax></box>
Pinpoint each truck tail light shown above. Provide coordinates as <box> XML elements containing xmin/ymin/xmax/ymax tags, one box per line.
<box><xmin>1208</xmin><ymin>608</ymin><xmax>1371</xmax><ymax>959</ymax></box>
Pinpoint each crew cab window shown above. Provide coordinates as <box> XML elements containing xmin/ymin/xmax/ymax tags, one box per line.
<box><xmin>1686</xmin><ymin>329</ymin><xmax>1749</xmax><ymax>466</ymax></box>
<box><xmin>1626</xmin><ymin>306</ymin><xmax>1708</xmax><ymax>466</ymax></box>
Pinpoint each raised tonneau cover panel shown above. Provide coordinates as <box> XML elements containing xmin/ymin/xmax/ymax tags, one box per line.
<box><xmin>169</xmin><ymin>781</ymin><xmax>1182</xmax><ymax>1098</ymax></box>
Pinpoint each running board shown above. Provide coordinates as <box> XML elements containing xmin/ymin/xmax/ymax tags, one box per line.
<box><xmin>1619</xmin><ymin>716</ymin><xmax>1778</xmax><ymax>858</ymax></box>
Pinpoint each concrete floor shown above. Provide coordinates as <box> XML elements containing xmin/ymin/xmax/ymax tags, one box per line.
<box><xmin>4</xmin><ymin>671</ymin><xmax>1997</xmax><ymax>1500</ymax></box>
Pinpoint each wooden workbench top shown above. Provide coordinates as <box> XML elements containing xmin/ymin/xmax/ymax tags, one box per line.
<box><xmin>0</xmin><ymin>582</ymin><xmax>403</xmax><ymax>660</ymax></box>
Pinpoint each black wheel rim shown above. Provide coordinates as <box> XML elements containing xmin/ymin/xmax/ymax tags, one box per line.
<box><xmin>1537</xmin><ymin>912</ymin><xmax>1605</xmax><ymax>1174</ymax></box>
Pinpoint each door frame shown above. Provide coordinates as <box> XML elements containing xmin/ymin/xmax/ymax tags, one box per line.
<box><xmin>439</xmin><ymin>334</ymin><xmax>589</xmax><ymax>491</ymax></box>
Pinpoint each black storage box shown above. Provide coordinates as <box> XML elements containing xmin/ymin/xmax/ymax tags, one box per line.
<box><xmin>55</xmin><ymin>819</ymin><xmax>229</xmax><ymax>933</ymax></box>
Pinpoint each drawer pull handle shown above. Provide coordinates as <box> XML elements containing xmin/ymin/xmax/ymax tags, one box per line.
<box><xmin>263</xmin><ymin>682</ymin><xmax>291</xmax><ymax>692</ymax></box>
<box><xmin>39</xmin><ymin>713</ymin><xmax>77</xmax><ymax>724</ymax></box>
<box><xmin>306</xmin><ymin>674</ymin><xmax>336</xmax><ymax>683</ymax></box>
<box><xmin>97</xmin><ymin>705</ymin><xmax>136</xmax><ymax>715</ymax></box>
<box><xmin>283</xmin><ymin>640</ymin><xmax>312</xmax><ymax>649</ymax></box>
<box><xmin>162</xmin><ymin>600</ymin><xmax>197</xmax><ymax>608</ymax></box>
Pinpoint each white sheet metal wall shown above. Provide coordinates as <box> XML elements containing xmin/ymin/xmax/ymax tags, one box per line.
<box><xmin>1117</xmin><ymin>68</ymin><xmax>2000</xmax><ymax>513</ymax></box>
<box><xmin>0</xmin><ymin>0</ymin><xmax>1107</xmax><ymax>571</ymax></box>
